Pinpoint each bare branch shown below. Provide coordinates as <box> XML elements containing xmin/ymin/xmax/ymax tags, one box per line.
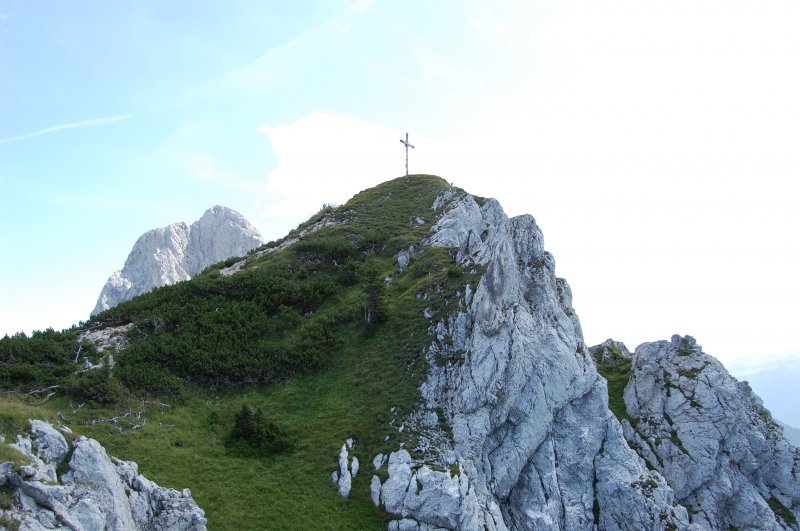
<box><xmin>25</xmin><ymin>385</ymin><xmax>61</xmax><ymax>397</ymax></box>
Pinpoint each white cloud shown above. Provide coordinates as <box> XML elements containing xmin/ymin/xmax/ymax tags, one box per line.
<box><xmin>257</xmin><ymin>113</ymin><xmax>401</xmax><ymax>217</ymax></box>
<box><xmin>0</xmin><ymin>114</ymin><xmax>133</xmax><ymax>145</ymax></box>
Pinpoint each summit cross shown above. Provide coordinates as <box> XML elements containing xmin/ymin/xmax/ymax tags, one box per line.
<box><xmin>399</xmin><ymin>133</ymin><xmax>415</xmax><ymax>176</ymax></box>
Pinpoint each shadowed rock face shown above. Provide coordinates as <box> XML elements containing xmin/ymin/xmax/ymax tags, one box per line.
<box><xmin>371</xmin><ymin>191</ymin><xmax>689</xmax><ymax>530</ymax></box>
<box><xmin>92</xmin><ymin>206</ymin><xmax>262</xmax><ymax>315</ymax></box>
<box><xmin>623</xmin><ymin>335</ymin><xmax>800</xmax><ymax>530</ymax></box>
<box><xmin>1</xmin><ymin>420</ymin><xmax>206</xmax><ymax>530</ymax></box>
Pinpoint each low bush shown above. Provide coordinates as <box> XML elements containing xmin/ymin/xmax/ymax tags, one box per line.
<box><xmin>65</xmin><ymin>363</ymin><xmax>127</xmax><ymax>404</ymax></box>
<box><xmin>228</xmin><ymin>403</ymin><xmax>291</xmax><ymax>457</ymax></box>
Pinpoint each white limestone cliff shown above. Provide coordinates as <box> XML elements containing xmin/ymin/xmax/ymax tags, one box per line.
<box><xmin>371</xmin><ymin>191</ymin><xmax>690</xmax><ymax>530</ymax></box>
<box><xmin>92</xmin><ymin>206</ymin><xmax>262</xmax><ymax>315</ymax></box>
<box><xmin>0</xmin><ymin>420</ymin><xmax>206</xmax><ymax>530</ymax></box>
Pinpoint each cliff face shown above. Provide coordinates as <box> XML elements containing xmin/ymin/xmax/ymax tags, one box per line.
<box><xmin>369</xmin><ymin>191</ymin><xmax>689</xmax><ymax>530</ymax></box>
<box><xmin>622</xmin><ymin>336</ymin><xmax>800</xmax><ymax>530</ymax></box>
<box><xmin>92</xmin><ymin>206</ymin><xmax>262</xmax><ymax>315</ymax></box>
<box><xmin>367</xmin><ymin>188</ymin><xmax>799</xmax><ymax>530</ymax></box>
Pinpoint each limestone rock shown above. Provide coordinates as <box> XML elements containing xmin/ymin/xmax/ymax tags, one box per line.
<box><xmin>623</xmin><ymin>335</ymin><xmax>800</xmax><ymax>530</ymax></box>
<box><xmin>373</xmin><ymin>453</ymin><xmax>387</xmax><ymax>471</ymax></box>
<box><xmin>376</xmin><ymin>192</ymin><xmax>688</xmax><ymax>530</ymax></box>
<box><xmin>332</xmin><ymin>439</ymin><xmax>359</xmax><ymax>498</ymax></box>
<box><xmin>371</xmin><ymin>475</ymin><xmax>382</xmax><ymax>507</ymax></box>
<box><xmin>93</xmin><ymin>206</ymin><xmax>262</xmax><ymax>314</ymax></box>
<box><xmin>1</xmin><ymin>420</ymin><xmax>206</xmax><ymax>530</ymax></box>
<box><xmin>591</xmin><ymin>338</ymin><xmax>632</xmax><ymax>366</ymax></box>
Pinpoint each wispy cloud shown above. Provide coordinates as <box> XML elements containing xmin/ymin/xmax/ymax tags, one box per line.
<box><xmin>0</xmin><ymin>114</ymin><xmax>133</xmax><ymax>145</ymax></box>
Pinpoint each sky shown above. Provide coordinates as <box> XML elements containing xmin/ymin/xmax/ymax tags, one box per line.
<box><xmin>1</xmin><ymin>1</ymin><xmax>799</xmax><ymax>379</ymax></box>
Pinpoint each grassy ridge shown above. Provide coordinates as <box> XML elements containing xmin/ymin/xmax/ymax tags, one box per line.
<box><xmin>0</xmin><ymin>175</ymin><xmax>478</xmax><ymax>529</ymax></box>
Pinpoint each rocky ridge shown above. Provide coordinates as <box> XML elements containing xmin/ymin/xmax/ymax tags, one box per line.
<box><xmin>368</xmin><ymin>190</ymin><xmax>690</xmax><ymax>530</ymax></box>
<box><xmin>92</xmin><ymin>206</ymin><xmax>262</xmax><ymax>314</ymax></box>
<box><xmin>0</xmin><ymin>419</ymin><xmax>206</xmax><ymax>530</ymax></box>
<box><xmin>620</xmin><ymin>335</ymin><xmax>800</xmax><ymax>530</ymax></box>
<box><xmin>360</xmin><ymin>188</ymin><xmax>799</xmax><ymax>530</ymax></box>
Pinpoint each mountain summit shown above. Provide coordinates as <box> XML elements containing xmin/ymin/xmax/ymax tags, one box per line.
<box><xmin>2</xmin><ymin>176</ymin><xmax>797</xmax><ymax>529</ymax></box>
<box><xmin>92</xmin><ymin>206</ymin><xmax>263</xmax><ymax>315</ymax></box>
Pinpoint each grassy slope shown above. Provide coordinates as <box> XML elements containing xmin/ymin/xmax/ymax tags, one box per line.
<box><xmin>1</xmin><ymin>175</ymin><xmax>478</xmax><ymax>530</ymax></box>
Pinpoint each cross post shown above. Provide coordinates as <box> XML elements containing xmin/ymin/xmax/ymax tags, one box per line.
<box><xmin>399</xmin><ymin>133</ymin><xmax>415</xmax><ymax>176</ymax></box>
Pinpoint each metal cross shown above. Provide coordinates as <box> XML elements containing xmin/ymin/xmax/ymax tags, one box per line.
<box><xmin>399</xmin><ymin>133</ymin><xmax>415</xmax><ymax>176</ymax></box>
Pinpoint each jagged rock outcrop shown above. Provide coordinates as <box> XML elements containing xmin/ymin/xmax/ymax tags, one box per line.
<box><xmin>591</xmin><ymin>339</ymin><xmax>632</xmax><ymax>365</ymax></box>
<box><xmin>622</xmin><ymin>335</ymin><xmax>800</xmax><ymax>530</ymax></box>
<box><xmin>371</xmin><ymin>191</ymin><xmax>690</xmax><ymax>530</ymax></box>
<box><xmin>92</xmin><ymin>206</ymin><xmax>262</xmax><ymax>314</ymax></box>
<box><xmin>0</xmin><ymin>420</ymin><xmax>206</xmax><ymax>530</ymax></box>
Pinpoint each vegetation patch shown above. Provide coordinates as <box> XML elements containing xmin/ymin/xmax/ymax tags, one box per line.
<box><xmin>596</xmin><ymin>357</ymin><xmax>633</xmax><ymax>422</ymax></box>
<box><xmin>0</xmin><ymin>514</ymin><xmax>21</xmax><ymax>531</ymax></box>
<box><xmin>677</xmin><ymin>367</ymin><xmax>702</xmax><ymax>380</ymax></box>
<box><xmin>0</xmin><ymin>328</ymin><xmax>97</xmax><ymax>391</ymax></box>
<box><xmin>670</xmin><ymin>429</ymin><xmax>687</xmax><ymax>454</ymax></box>
<box><xmin>768</xmin><ymin>497</ymin><xmax>798</xmax><ymax>527</ymax></box>
<box><xmin>226</xmin><ymin>403</ymin><xmax>290</xmax><ymax>457</ymax></box>
<box><xmin>676</xmin><ymin>337</ymin><xmax>696</xmax><ymax>356</ymax></box>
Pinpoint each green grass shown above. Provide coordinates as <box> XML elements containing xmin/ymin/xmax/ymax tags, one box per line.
<box><xmin>0</xmin><ymin>514</ymin><xmax>21</xmax><ymax>531</ymax></box>
<box><xmin>0</xmin><ymin>175</ymin><xmax>479</xmax><ymax>529</ymax></box>
<box><xmin>0</xmin><ymin>301</ymin><xmax>451</xmax><ymax>528</ymax></box>
<box><xmin>676</xmin><ymin>367</ymin><xmax>702</xmax><ymax>379</ymax></box>
<box><xmin>676</xmin><ymin>337</ymin><xmax>696</xmax><ymax>356</ymax></box>
<box><xmin>768</xmin><ymin>497</ymin><xmax>798</xmax><ymax>527</ymax></box>
<box><xmin>596</xmin><ymin>357</ymin><xmax>633</xmax><ymax>422</ymax></box>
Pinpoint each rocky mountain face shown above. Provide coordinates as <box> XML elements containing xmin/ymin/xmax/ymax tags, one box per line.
<box><xmin>92</xmin><ymin>206</ymin><xmax>262</xmax><ymax>315</ymax></box>
<box><xmin>362</xmin><ymin>189</ymin><xmax>798</xmax><ymax>530</ymax></box>
<box><xmin>619</xmin><ymin>335</ymin><xmax>800</xmax><ymax>530</ymax></box>
<box><xmin>0</xmin><ymin>420</ymin><xmax>206</xmax><ymax>530</ymax></box>
<box><xmin>11</xmin><ymin>176</ymin><xmax>797</xmax><ymax>530</ymax></box>
<box><xmin>367</xmin><ymin>191</ymin><xmax>689</xmax><ymax>530</ymax></box>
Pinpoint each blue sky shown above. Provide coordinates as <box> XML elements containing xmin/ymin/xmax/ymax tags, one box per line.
<box><xmin>2</xmin><ymin>0</ymin><xmax>799</xmax><ymax>376</ymax></box>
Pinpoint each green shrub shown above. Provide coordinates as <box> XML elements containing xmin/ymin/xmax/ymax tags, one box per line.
<box><xmin>0</xmin><ymin>329</ymin><xmax>93</xmax><ymax>391</ymax></box>
<box><xmin>228</xmin><ymin>404</ymin><xmax>290</xmax><ymax>457</ymax></box>
<box><xmin>65</xmin><ymin>363</ymin><xmax>127</xmax><ymax>404</ymax></box>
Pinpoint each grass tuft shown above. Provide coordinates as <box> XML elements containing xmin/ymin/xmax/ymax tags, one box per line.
<box><xmin>596</xmin><ymin>357</ymin><xmax>633</xmax><ymax>422</ymax></box>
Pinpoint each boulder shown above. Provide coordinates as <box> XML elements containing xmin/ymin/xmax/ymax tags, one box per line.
<box><xmin>0</xmin><ymin>420</ymin><xmax>206</xmax><ymax>531</ymax></box>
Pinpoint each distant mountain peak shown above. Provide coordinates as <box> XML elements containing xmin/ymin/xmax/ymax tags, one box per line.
<box><xmin>92</xmin><ymin>206</ymin><xmax>262</xmax><ymax>315</ymax></box>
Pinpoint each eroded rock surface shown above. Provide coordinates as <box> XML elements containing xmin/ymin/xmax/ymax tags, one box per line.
<box><xmin>623</xmin><ymin>335</ymin><xmax>800</xmax><ymax>530</ymax></box>
<box><xmin>1</xmin><ymin>420</ymin><xmax>206</xmax><ymax>530</ymax></box>
<box><xmin>372</xmin><ymin>192</ymin><xmax>688</xmax><ymax>530</ymax></box>
<box><xmin>93</xmin><ymin>206</ymin><xmax>262</xmax><ymax>314</ymax></box>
